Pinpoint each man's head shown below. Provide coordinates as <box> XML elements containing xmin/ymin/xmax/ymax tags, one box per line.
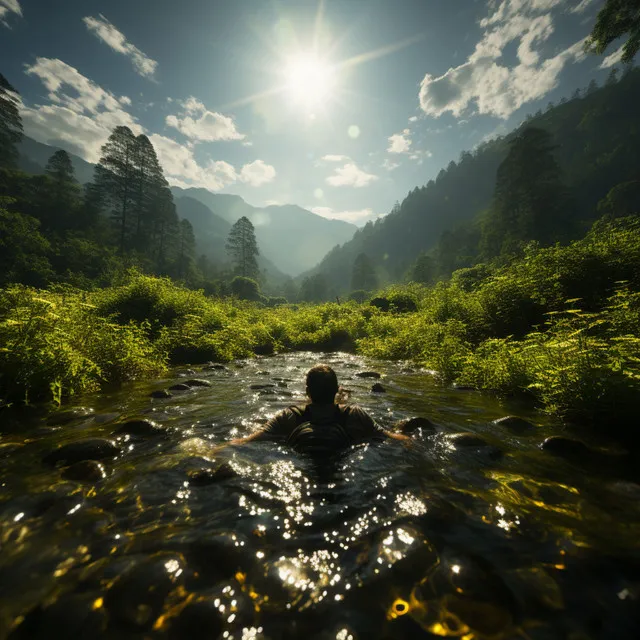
<box><xmin>306</xmin><ymin>365</ymin><xmax>339</xmax><ymax>404</ymax></box>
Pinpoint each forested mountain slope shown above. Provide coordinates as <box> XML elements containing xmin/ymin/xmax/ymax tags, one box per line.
<box><xmin>171</xmin><ymin>187</ymin><xmax>357</xmax><ymax>276</ymax></box>
<box><xmin>308</xmin><ymin>68</ymin><xmax>640</xmax><ymax>296</ymax></box>
<box><xmin>18</xmin><ymin>136</ymin><xmax>96</xmax><ymax>184</ymax></box>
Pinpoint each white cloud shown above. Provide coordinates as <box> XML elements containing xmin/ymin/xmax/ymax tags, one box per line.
<box><xmin>571</xmin><ymin>0</ymin><xmax>597</xmax><ymax>13</ymax></box>
<box><xmin>382</xmin><ymin>159</ymin><xmax>400</xmax><ymax>171</ymax></box>
<box><xmin>83</xmin><ymin>14</ymin><xmax>157</xmax><ymax>78</ymax></box>
<box><xmin>166</xmin><ymin>96</ymin><xmax>244</xmax><ymax>142</ymax></box>
<box><xmin>0</xmin><ymin>0</ymin><xmax>21</xmax><ymax>26</ymax></box>
<box><xmin>388</xmin><ymin>129</ymin><xmax>412</xmax><ymax>154</ymax></box>
<box><xmin>321</xmin><ymin>154</ymin><xmax>350</xmax><ymax>162</ymax></box>
<box><xmin>419</xmin><ymin>0</ymin><xmax>588</xmax><ymax>120</ymax></box>
<box><xmin>310</xmin><ymin>206</ymin><xmax>382</xmax><ymax>225</ymax></box>
<box><xmin>600</xmin><ymin>45</ymin><xmax>625</xmax><ymax>69</ymax></box>
<box><xmin>326</xmin><ymin>163</ymin><xmax>378</xmax><ymax>188</ymax></box>
<box><xmin>408</xmin><ymin>115</ymin><xmax>418</xmax><ymax>122</ymax></box>
<box><xmin>22</xmin><ymin>58</ymin><xmax>142</xmax><ymax>162</ymax></box>
<box><xmin>240</xmin><ymin>159</ymin><xmax>276</xmax><ymax>187</ymax></box>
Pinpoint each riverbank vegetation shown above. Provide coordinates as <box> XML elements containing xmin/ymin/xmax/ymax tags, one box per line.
<box><xmin>2</xmin><ymin>216</ymin><xmax>639</xmax><ymax>437</ymax></box>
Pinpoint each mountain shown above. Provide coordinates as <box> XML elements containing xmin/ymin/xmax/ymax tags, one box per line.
<box><xmin>307</xmin><ymin>68</ymin><xmax>640</xmax><ymax>295</ymax></box>
<box><xmin>171</xmin><ymin>187</ymin><xmax>357</xmax><ymax>277</ymax></box>
<box><xmin>173</xmin><ymin>196</ymin><xmax>289</xmax><ymax>286</ymax></box>
<box><xmin>18</xmin><ymin>136</ymin><xmax>96</xmax><ymax>184</ymax></box>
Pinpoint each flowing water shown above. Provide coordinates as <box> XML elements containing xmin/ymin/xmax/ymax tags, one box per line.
<box><xmin>1</xmin><ymin>352</ymin><xmax>639</xmax><ymax>639</ymax></box>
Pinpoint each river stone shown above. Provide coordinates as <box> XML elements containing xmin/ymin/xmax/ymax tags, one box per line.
<box><xmin>355</xmin><ymin>371</ymin><xmax>381</xmax><ymax>379</ymax></box>
<box><xmin>44</xmin><ymin>438</ymin><xmax>121</xmax><ymax>466</ymax></box>
<box><xmin>371</xmin><ymin>383</ymin><xmax>386</xmax><ymax>393</ymax></box>
<box><xmin>493</xmin><ymin>416</ymin><xmax>536</xmax><ymax>432</ymax></box>
<box><xmin>205</xmin><ymin>364</ymin><xmax>227</xmax><ymax>371</ymax></box>
<box><xmin>188</xmin><ymin>463</ymin><xmax>237</xmax><ymax>486</ymax></box>
<box><xmin>62</xmin><ymin>460</ymin><xmax>107</xmax><ymax>482</ymax></box>
<box><xmin>177</xmin><ymin>369</ymin><xmax>196</xmax><ymax>377</ymax></box>
<box><xmin>114</xmin><ymin>419</ymin><xmax>167</xmax><ymax>437</ymax></box>
<box><xmin>397</xmin><ymin>417</ymin><xmax>437</xmax><ymax>435</ymax></box>
<box><xmin>105</xmin><ymin>553</ymin><xmax>186</xmax><ymax>630</ymax></box>
<box><xmin>166</xmin><ymin>600</ymin><xmax>224</xmax><ymax>640</ymax></box>
<box><xmin>169</xmin><ymin>383</ymin><xmax>191</xmax><ymax>391</ymax></box>
<box><xmin>257</xmin><ymin>370</ymin><xmax>270</xmax><ymax>375</ymax></box>
<box><xmin>150</xmin><ymin>389</ymin><xmax>172</xmax><ymax>399</ymax></box>
<box><xmin>541</xmin><ymin>436</ymin><xmax>591</xmax><ymax>457</ymax></box>
<box><xmin>250</xmin><ymin>383</ymin><xmax>275</xmax><ymax>390</ymax></box>
<box><xmin>46</xmin><ymin>407</ymin><xmax>94</xmax><ymax>426</ymax></box>
<box><xmin>448</xmin><ymin>432</ymin><xmax>490</xmax><ymax>448</ymax></box>
<box><xmin>276</xmin><ymin>381</ymin><xmax>288</xmax><ymax>387</ymax></box>
<box><xmin>185</xmin><ymin>378</ymin><xmax>212</xmax><ymax>388</ymax></box>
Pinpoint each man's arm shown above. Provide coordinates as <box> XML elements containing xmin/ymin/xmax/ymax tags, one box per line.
<box><xmin>214</xmin><ymin>408</ymin><xmax>294</xmax><ymax>453</ymax></box>
<box><xmin>348</xmin><ymin>406</ymin><xmax>412</xmax><ymax>444</ymax></box>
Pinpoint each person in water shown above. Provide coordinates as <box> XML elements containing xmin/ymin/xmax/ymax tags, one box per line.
<box><xmin>223</xmin><ymin>364</ymin><xmax>410</xmax><ymax>458</ymax></box>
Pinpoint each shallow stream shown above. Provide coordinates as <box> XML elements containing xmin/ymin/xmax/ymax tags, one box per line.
<box><xmin>1</xmin><ymin>352</ymin><xmax>639</xmax><ymax>639</ymax></box>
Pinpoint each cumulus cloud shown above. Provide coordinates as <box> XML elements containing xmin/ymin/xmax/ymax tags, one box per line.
<box><xmin>22</xmin><ymin>58</ymin><xmax>142</xmax><ymax>162</ymax></box>
<box><xmin>83</xmin><ymin>14</ymin><xmax>158</xmax><ymax>78</ymax></box>
<box><xmin>321</xmin><ymin>154</ymin><xmax>350</xmax><ymax>162</ymax></box>
<box><xmin>166</xmin><ymin>96</ymin><xmax>244</xmax><ymax>142</ymax></box>
<box><xmin>388</xmin><ymin>129</ymin><xmax>412</xmax><ymax>154</ymax></box>
<box><xmin>382</xmin><ymin>159</ymin><xmax>400</xmax><ymax>171</ymax></box>
<box><xmin>310</xmin><ymin>206</ymin><xmax>382</xmax><ymax>225</ymax></box>
<box><xmin>408</xmin><ymin>115</ymin><xmax>418</xmax><ymax>122</ymax></box>
<box><xmin>326</xmin><ymin>163</ymin><xmax>378</xmax><ymax>188</ymax></box>
<box><xmin>0</xmin><ymin>0</ymin><xmax>21</xmax><ymax>27</ymax></box>
<box><xmin>419</xmin><ymin>0</ymin><xmax>588</xmax><ymax>120</ymax></box>
<box><xmin>600</xmin><ymin>45</ymin><xmax>625</xmax><ymax>69</ymax></box>
<box><xmin>239</xmin><ymin>159</ymin><xmax>276</xmax><ymax>187</ymax></box>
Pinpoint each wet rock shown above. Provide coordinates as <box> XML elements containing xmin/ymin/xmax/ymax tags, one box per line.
<box><xmin>250</xmin><ymin>383</ymin><xmax>275</xmax><ymax>390</ymax></box>
<box><xmin>177</xmin><ymin>369</ymin><xmax>196</xmax><ymax>377</ymax></box>
<box><xmin>46</xmin><ymin>407</ymin><xmax>94</xmax><ymax>426</ymax></box>
<box><xmin>166</xmin><ymin>600</ymin><xmax>224</xmax><ymax>640</ymax></box>
<box><xmin>185</xmin><ymin>532</ymin><xmax>252</xmax><ymax>582</ymax></box>
<box><xmin>44</xmin><ymin>438</ymin><xmax>121</xmax><ymax>466</ymax></box>
<box><xmin>206</xmin><ymin>364</ymin><xmax>228</xmax><ymax>370</ymax></box>
<box><xmin>493</xmin><ymin>416</ymin><xmax>536</xmax><ymax>432</ymax></box>
<box><xmin>185</xmin><ymin>378</ymin><xmax>212</xmax><ymax>388</ymax></box>
<box><xmin>278</xmin><ymin>390</ymin><xmax>293</xmax><ymax>397</ymax></box>
<box><xmin>355</xmin><ymin>371</ymin><xmax>381</xmax><ymax>379</ymax></box>
<box><xmin>258</xmin><ymin>388</ymin><xmax>276</xmax><ymax>396</ymax></box>
<box><xmin>105</xmin><ymin>553</ymin><xmax>186</xmax><ymax>631</ymax></box>
<box><xmin>150</xmin><ymin>389</ymin><xmax>172</xmax><ymax>399</ymax></box>
<box><xmin>62</xmin><ymin>460</ymin><xmax>107</xmax><ymax>482</ymax></box>
<box><xmin>277</xmin><ymin>381</ymin><xmax>288</xmax><ymax>388</ymax></box>
<box><xmin>256</xmin><ymin>370</ymin><xmax>270</xmax><ymax>375</ymax></box>
<box><xmin>114</xmin><ymin>419</ymin><xmax>167</xmax><ymax>437</ymax></box>
<box><xmin>8</xmin><ymin>594</ymin><xmax>108</xmax><ymax>640</ymax></box>
<box><xmin>169</xmin><ymin>383</ymin><xmax>191</xmax><ymax>391</ymax></box>
<box><xmin>188</xmin><ymin>463</ymin><xmax>237</xmax><ymax>486</ymax></box>
<box><xmin>371</xmin><ymin>383</ymin><xmax>386</xmax><ymax>393</ymax></box>
<box><xmin>541</xmin><ymin>436</ymin><xmax>591</xmax><ymax>457</ymax></box>
<box><xmin>396</xmin><ymin>417</ymin><xmax>437</xmax><ymax>435</ymax></box>
<box><xmin>448</xmin><ymin>432</ymin><xmax>490</xmax><ymax>448</ymax></box>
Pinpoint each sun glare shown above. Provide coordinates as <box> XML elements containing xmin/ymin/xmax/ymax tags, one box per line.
<box><xmin>284</xmin><ymin>54</ymin><xmax>335</xmax><ymax>110</ymax></box>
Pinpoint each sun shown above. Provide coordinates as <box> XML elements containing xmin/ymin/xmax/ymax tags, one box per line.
<box><xmin>283</xmin><ymin>53</ymin><xmax>335</xmax><ymax>110</ymax></box>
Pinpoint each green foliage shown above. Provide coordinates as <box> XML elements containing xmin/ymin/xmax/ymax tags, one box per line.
<box><xmin>0</xmin><ymin>73</ymin><xmax>23</xmax><ymax>168</ymax></box>
<box><xmin>586</xmin><ymin>0</ymin><xmax>640</xmax><ymax>64</ymax></box>
<box><xmin>226</xmin><ymin>216</ymin><xmax>260</xmax><ymax>279</ymax></box>
<box><xmin>230</xmin><ymin>276</ymin><xmax>262</xmax><ymax>301</ymax></box>
<box><xmin>348</xmin><ymin>290</ymin><xmax>369</xmax><ymax>303</ymax></box>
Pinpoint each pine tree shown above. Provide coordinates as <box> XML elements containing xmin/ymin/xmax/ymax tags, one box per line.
<box><xmin>174</xmin><ymin>218</ymin><xmax>196</xmax><ymax>281</ymax></box>
<box><xmin>410</xmin><ymin>254</ymin><xmax>435</xmax><ymax>284</ymax></box>
<box><xmin>150</xmin><ymin>185</ymin><xmax>179</xmax><ymax>272</ymax></box>
<box><xmin>351</xmin><ymin>253</ymin><xmax>378</xmax><ymax>291</ymax></box>
<box><xmin>0</xmin><ymin>73</ymin><xmax>23</xmax><ymax>168</ymax></box>
<box><xmin>587</xmin><ymin>0</ymin><xmax>640</xmax><ymax>65</ymax></box>
<box><xmin>226</xmin><ymin>216</ymin><xmax>259</xmax><ymax>279</ymax></box>
<box><xmin>93</xmin><ymin>126</ymin><xmax>138</xmax><ymax>254</ymax></box>
<box><xmin>44</xmin><ymin>150</ymin><xmax>81</xmax><ymax>231</ymax></box>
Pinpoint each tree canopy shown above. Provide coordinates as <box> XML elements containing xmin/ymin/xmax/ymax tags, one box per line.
<box><xmin>587</xmin><ymin>0</ymin><xmax>640</xmax><ymax>64</ymax></box>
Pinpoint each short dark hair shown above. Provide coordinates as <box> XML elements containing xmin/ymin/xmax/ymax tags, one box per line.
<box><xmin>306</xmin><ymin>365</ymin><xmax>339</xmax><ymax>404</ymax></box>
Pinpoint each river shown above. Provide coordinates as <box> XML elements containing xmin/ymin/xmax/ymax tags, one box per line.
<box><xmin>1</xmin><ymin>352</ymin><xmax>639</xmax><ymax>639</ymax></box>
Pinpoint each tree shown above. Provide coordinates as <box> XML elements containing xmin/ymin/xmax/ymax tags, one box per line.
<box><xmin>230</xmin><ymin>276</ymin><xmax>262</xmax><ymax>301</ymax></box>
<box><xmin>300</xmin><ymin>273</ymin><xmax>328</xmax><ymax>302</ymax></box>
<box><xmin>409</xmin><ymin>254</ymin><xmax>436</xmax><ymax>284</ymax></box>
<box><xmin>44</xmin><ymin>150</ymin><xmax>81</xmax><ymax>231</ymax></box>
<box><xmin>93</xmin><ymin>126</ymin><xmax>138</xmax><ymax>254</ymax></box>
<box><xmin>351</xmin><ymin>253</ymin><xmax>378</xmax><ymax>291</ymax></box>
<box><xmin>226</xmin><ymin>216</ymin><xmax>259</xmax><ymax>279</ymax></box>
<box><xmin>174</xmin><ymin>219</ymin><xmax>196</xmax><ymax>281</ymax></box>
<box><xmin>586</xmin><ymin>0</ymin><xmax>640</xmax><ymax>65</ymax></box>
<box><xmin>0</xmin><ymin>73</ymin><xmax>23</xmax><ymax>168</ymax></box>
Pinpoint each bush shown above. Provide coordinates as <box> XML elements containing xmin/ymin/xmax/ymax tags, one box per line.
<box><xmin>230</xmin><ymin>276</ymin><xmax>262</xmax><ymax>301</ymax></box>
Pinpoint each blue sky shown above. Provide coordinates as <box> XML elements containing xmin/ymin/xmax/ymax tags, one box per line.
<box><xmin>0</xmin><ymin>0</ymin><xmax>629</xmax><ymax>225</ymax></box>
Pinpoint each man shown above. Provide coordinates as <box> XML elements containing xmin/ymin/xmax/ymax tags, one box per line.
<box><xmin>222</xmin><ymin>364</ymin><xmax>410</xmax><ymax>459</ymax></box>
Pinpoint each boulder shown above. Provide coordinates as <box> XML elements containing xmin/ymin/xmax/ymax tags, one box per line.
<box><xmin>448</xmin><ymin>432</ymin><xmax>490</xmax><ymax>448</ymax></box>
<box><xmin>205</xmin><ymin>364</ymin><xmax>227</xmax><ymax>371</ymax></box>
<box><xmin>492</xmin><ymin>416</ymin><xmax>535</xmax><ymax>432</ymax></box>
<box><xmin>114</xmin><ymin>419</ymin><xmax>167</xmax><ymax>437</ymax></box>
<box><xmin>150</xmin><ymin>389</ymin><xmax>172</xmax><ymax>399</ymax></box>
<box><xmin>250</xmin><ymin>383</ymin><xmax>275</xmax><ymax>390</ymax></box>
<box><xmin>355</xmin><ymin>371</ymin><xmax>381</xmax><ymax>379</ymax></box>
<box><xmin>540</xmin><ymin>436</ymin><xmax>591</xmax><ymax>457</ymax></box>
<box><xmin>185</xmin><ymin>378</ymin><xmax>212</xmax><ymax>388</ymax></box>
<box><xmin>44</xmin><ymin>438</ymin><xmax>121</xmax><ymax>466</ymax></box>
<box><xmin>62</xmin><ymin>460</ymin><xmax>107</xmax><ymax>482</ymax></box>
<box><xmin>188</xmin><ymin>463</ymin><xmax>237</xmax><ymax>486</ymax></box>
<box><xmin>396</xmin><ymin>417</ymin><xmax>437</xmax><ymax>435</ymax></box>
<box><xmin>169</xmin><ymin>383</ymin><xmax>191</xmax><ymax>391</ymax></box>
<box><xmin>371</xmin><ymin>383</ymin><xmax>386</xmax><ymax>393</ymax></box>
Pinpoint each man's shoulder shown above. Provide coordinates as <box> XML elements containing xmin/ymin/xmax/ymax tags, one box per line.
<box><xmin>339</xmin><ymin>404</ymin><xmax>373</xmax><ymax>421</ymax></box>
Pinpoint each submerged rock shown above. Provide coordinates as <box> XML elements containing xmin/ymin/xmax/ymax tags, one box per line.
<box><xmin>114</xmin><ymin>419</ymin><xmax>167</xmax><ymax>437</ymax></box>
<box><xmin>205</xmin><ymin>363</ymin><xmax>228</xmax><ymax>371</ymax></box>
<box><xmin>46</xmin><ymin>407</ymin><xmax>94</xmax><ymax>426</ymax></box>
<box><xmin>250</xmin><ymin>383</ymin><xmax>275</xmax><ymax>390</ymax></box>
<box><xmin>44</xmin><ymin>438</ymin><xmax>121</xmax><ymax>466</ymax></box>
<box><xmin>355</xmin><ymin>371</ymin><xmax>381</xmax><ymax>379</ymax></box>
<box><xmin>62</xmin><ymin>460</ymin><xmax>107</xmax><ymax>482</ymax></box>
<box><xmin>448</xmin><ymin>432</ymin><xmax>490</xmax><ymax>448</ymax></box>
<box><xmin>150</xmin><ymin>389</ymin><xmax>172</xmax><ymax>399</ymax></box>
<box><xmin>396</xmin><ymin>417</ymin><xmax>437</xmax><ymax>435</ymax></box>
<box><xmin>169</xmin><ymin>383</ymin><xmax>191</xmax><ymax>391</ymax></box>
<box><xmin>541</xmin><ymin>436</ymin><xmax>591</xmax><ymax>457</ymax></box>
<box><xmin>177</xmin><ymin>369</ymin><xmax>196</xmax><ymax>377</ymax></box>
<box><xmin>188</xmin><ymin>463</ymin><xmax>236</xmax><ymax>486</ymax></box>
<box><xmin>493</xmin><ymin>416</ymin><xmax>536</xmax><ymax>432</ymax></box>
<box><xmin>185</xmin><ymin>378</ymin><xmax>212</xmax><ymax>388</ymax></box>
<box><xmin>105</xmin><ymin>554</ymin><xmax>186</xmax><ymax>630</ymax></box>
<box><xmin>371</xmin><ymin>383</ymin><xmax>386</xmax><ymax>393</ymax></box>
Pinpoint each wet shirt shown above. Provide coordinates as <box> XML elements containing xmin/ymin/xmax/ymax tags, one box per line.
<box><xmin>259</xmin><ymin>404</ymin><xmax>384</xmax><ymax>458</ymax></box>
